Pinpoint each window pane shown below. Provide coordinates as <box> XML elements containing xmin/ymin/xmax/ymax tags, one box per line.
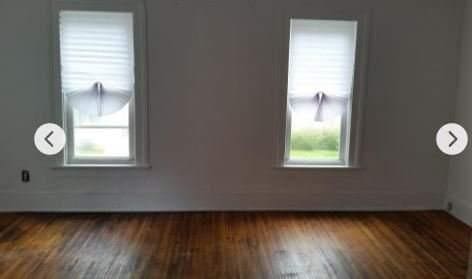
<box><xmin>59</xmin><ymin>10</ymin><xmax>136</xmax><ymax>164</ymax></box>
<box><xmin>286</xmin><ymin>19</ymin><xmax>357</xmax><ymax>164</ymax></box>
<box><xmin>74</xmin><ymin>128</ymin><xmax>129</xmax><ymax>158</ymax></box>
<box><xmin>289</xmin><ymin>117</ymin><xmax>341</xmax><ymax>161</ymax></box>
<box><xmin>74</xmin><ymin>104</ymin><xmax>129</xmax><ymax>127</ymax></box>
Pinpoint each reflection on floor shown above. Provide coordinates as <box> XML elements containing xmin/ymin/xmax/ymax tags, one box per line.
<box><xmin>0</xmin><ymin>211</ymin><xmax>469</xmax><ymax>278</ymax></box>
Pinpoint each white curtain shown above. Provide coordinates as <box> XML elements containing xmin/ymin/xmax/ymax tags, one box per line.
<box><xmin>59</xmin><ymin>11</ymin><xmax>134</xmax><ymax>116</ymax></box>
<box><xmin>288</xmin><ymin>19</ymin><xmax>357</xmax><ymax>122</ymax></box>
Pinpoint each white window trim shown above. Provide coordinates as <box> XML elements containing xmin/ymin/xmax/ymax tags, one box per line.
<box><xmin>275</xmin><ymin>12</ymin><xmax>370</xmax><ymax>169</ymax></box>
<box><xmin>50</xmin><ymin>0</ymin><xmax>149</xmax><ymax>168</ymax></box>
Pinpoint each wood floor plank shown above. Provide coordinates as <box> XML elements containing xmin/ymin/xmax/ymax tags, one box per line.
<box><xmin>0</xmin><ymin>211</ymin><xmax>468</xmax><ymax>279</ymax></box>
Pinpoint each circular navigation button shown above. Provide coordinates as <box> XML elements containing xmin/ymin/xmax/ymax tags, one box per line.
<box><xmin>34</xmin><ymin>123</ymin><xmax>66</xmax><ymax>155</ymax></box>
<box><xmin>436</xmin><ymin>123</ymin><xmax>468</xmax><ymax>155</ymax></box>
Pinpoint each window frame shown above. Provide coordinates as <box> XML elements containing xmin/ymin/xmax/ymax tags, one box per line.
<box><xmin>50</xmin><ymin>0</ymin><xmax>149</xmax><ymax>167</ymax></box>
<box><xmin>277</xmin><ymin>13</ymin><xmax>370</xmax><ymax>169</ymax></box>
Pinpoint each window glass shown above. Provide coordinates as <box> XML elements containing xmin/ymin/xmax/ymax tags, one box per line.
<box><xmin>59</xmin><ymin>10</ymin><xmax>134</xmax><ymax>162</ymax></box>
<box><xmin>286</xmin><ymin>19</ymin><xmax>357</xmax><ymax>164</ymax></box>
<box><xmin>74</xmin><ymin>127</ymin><xmax>129</xmax><ymax>158</ymax></box>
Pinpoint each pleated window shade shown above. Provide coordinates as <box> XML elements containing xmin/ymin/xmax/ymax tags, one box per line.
<box><xmin>59</xmin><ymin>11</ymin><xmax>135</xmax><ymax>160</ymax></box>
<box><xmin>288</xmin><ymin>19</ymin><xmax>357</xmax><ymax>98</ymax></box>
<box><xmin>59</xmin><ymin>11</ymin><xmax>134</xmax><ymax>94</ymax></box>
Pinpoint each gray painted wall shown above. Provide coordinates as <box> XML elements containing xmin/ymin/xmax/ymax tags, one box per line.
<box><xmin>448</xmin><ymin>0</ymin><xmax>472</xmax><ymax>225</ymax></box>
<box><xmin>0</xmin><ymin>0</ymin><xmax>463</xmax><ymax>211</ymax></box>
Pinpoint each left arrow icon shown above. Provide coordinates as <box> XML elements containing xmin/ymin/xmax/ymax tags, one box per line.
<box><xmin>45</xmin><ymin>131</ymin><xmax>54</xmax><ymax>147</ymax></box>
<box><xmin>34</xmin><ymin>123</ymin><xmax>66</xmax><ymax>155</ymax></box>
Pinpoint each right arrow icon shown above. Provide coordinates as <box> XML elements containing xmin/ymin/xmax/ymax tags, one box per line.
<box><xmin>448</xmin><ymin>131</ymin><xmax>458</xmax><ymax>147</ymax></box>
<box><xmin>436</xmin><ymin>123</ymin><xmax>468</xmax><ymax>155</ymax></box>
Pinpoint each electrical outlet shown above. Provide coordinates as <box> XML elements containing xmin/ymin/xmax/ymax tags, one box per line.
<box><xmin>447</xmin><ymin>202</ymin><xmax>453</xmax><ymax>212</ymax></box>
<box><xmin>21</xmin><ymin>170</ymin><xmax>30</xmax><ymax>183</ymax></box>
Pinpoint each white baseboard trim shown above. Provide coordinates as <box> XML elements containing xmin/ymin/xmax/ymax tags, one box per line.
<box><xmin>445</xmin><ymin>195</ymin><xmax>472</xmax><ymax>226</ymax></box>
<box><xmin>0</xmin><ymin>191</ymin><xmax>443</xmax><ymax>212</ymax></box>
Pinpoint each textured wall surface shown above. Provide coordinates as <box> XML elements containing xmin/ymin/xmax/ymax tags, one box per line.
<box><xmin>447</xmin><ymin>0</ymin><xmax>472</xmax><ymax>225</ymax></box>
<box><xmin>0</xmin><ymin>0</ymin><xmax>463</xmax><ymax>211</ymax></box>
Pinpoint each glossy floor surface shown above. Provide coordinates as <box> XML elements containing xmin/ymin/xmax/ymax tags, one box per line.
<box><xmin>0</xmin><ymin>211</ymin><xmax>469</xmax><ymax>278</ymax></box>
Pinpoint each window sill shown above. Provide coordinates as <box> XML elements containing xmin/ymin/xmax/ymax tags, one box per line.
<box><xmin>276</xmin><ymin>164</ymin><xmax>362</xmax><ymax>170</ymax></box>
<box><xmin>53</xmin><ymin>164</ymin><xmax>151</xmax><ymax>169</ymax></box>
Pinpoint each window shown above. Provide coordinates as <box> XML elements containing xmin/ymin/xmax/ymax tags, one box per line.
<box><xmin>53</xmin><ymin>1</ymin><xmax>148</xmax><ymax>166</ymax></box>
<box><xmin>284</xmin><ymin>19</ymin><xmax>358</xmax><ymax>166</ymax></box>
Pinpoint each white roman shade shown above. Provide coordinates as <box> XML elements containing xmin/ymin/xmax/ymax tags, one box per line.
<box><xmin>288</xmin><ymin>19</ymin><xmax>357</xmax><ymax>122</ymax></box>
<box><xmin>59</xmin><ymin>11</ymin><xmax>134</xmax><ymax>116</ymax></box>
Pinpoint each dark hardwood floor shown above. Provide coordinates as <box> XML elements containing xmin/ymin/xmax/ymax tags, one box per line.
<box><xmin>0</xmin><ymin>211</ymin><xmax>469</xmax><ymax>278</ymax></box>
